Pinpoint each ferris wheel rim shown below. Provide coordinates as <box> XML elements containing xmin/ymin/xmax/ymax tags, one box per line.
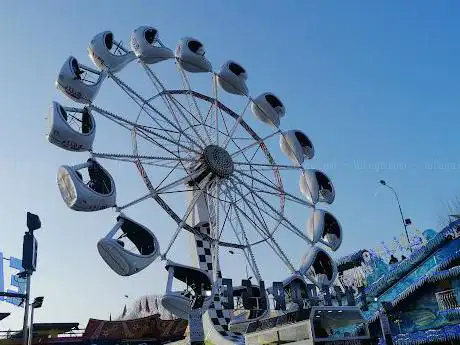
<box><xmin>50</xmin><ymin>28</ymin><xmax>343</xmax><ymax>288</ymax></box>
<box><xmin>128</xmin><ymin>87</ymin><xmax>294</xmax><ymax>248</ymax></box>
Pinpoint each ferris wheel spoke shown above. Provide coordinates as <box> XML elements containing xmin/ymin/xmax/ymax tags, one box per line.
<box><xmin>236</xmin><ymin>166</ymin><xmax>303</xmax><ymax>172</ymax></box>
<box><xmin>212</xmin><ymin>74</ymin><xmax>220</xmax><ymax>146</ymax></box>
<box><xmin>109</xmin><ymin>72</ymin><xmax>204</xmax><ymax>150</ymax></box>
<box><xmin>156</xmin><ymin>168</ymin><xmax>206</xmax><ymax>195</ymax></box>
<box><xmin>177</xmin><ymin>66</ymin><xmax>213</xmax><ymax>144</ymax></box>
<box><xmin>234</xmin><ymin>161</ymin><xmax>303</xmax><ymax>170</ymax></box>
<box><xmin>164</xmin><ymin>93</ymin><xmax>210</xmax><ymax>146</ymax></box>
<box><xmin>231</xmin><ymin>174</ymin><xmax>311</xmax><ymax>244</ymax></box>
<box><xmin>140</xmin><ymin>62</ymin><xmax>184</xmax><ymax>131</ymax></box>
<box><xmin>235</xmin><ymin>169</ymin><xmax>311</xmax><ymax>207</ymax></box>
<box><xmin>225</xmin><ymin>224</ymin><xmax>259</xmax><ymax>280</ymax></box>
<box><xmin>222</xmin><ymin>99</ymin><xmax>251</xmax><ymax>149</ymax></box>
<box><xmin>116</xmin><ymin>192</ymin><xmax>156</xmax><ymax>211</ymax></box>
<box><xmin>251</xmin><ymin>188</ymin><xmax>314</xmax><ymax>207</ymax></box>
<box><xmin>140</xmin><ymin>68</ymin><xmax>209</xmax><ymax>146</ymax></box>
<box><xmin>227</xmin><ymin>180</ymin><xmax>272</xmax><ymax>238</ymax></box>
<box><xmin>91</xmin><ymin>152</ymin><xmax>196</xmax><ymax>163</ymax></box>
<box><xmin>229</xmin><ymin>194</ymin><xmax>296</xmax><ymax>274</ymax></box>
<box><xmin>202</xmin><ymin>101</ymin><xmax>216</xmax><ymax>129</ymax></box>
<box><xmin>154</xmin><ymin>160</ymin><xmax>182</xmax><ymax>191</ymax></box>
<box><xmin>227</xmin><ymin>202</ymin><xmax>262</xmax><ymax>282</ymax></box>
<box><xmin>216</xmin><ymin>198</ymin><xmax>232</xmax><ymax>241</ymax></box>
<box><xmin>89</xmin><ymin>105</ymin><xmax>201</xmax><ymax>156</ymax></box>
<box><xmin>89</xmin><ymin>155</ymin><xmax>182</xmax><ymax>169</ymax></box>
<box><xmin>218</xmin><ymin>105</ymin><xmax>232</xmax><ymax>140</ymax></box>
<box><xmin>110</xmin><ymin>74</ymin><xmax>184</xmax><ymax>145</ymax></box>
<box><xmin>231</xmin><ymin>130</ymin><xmax>281</xmax><ymax>158</ymax></box>
<box><xmin>168</xmin><ymin>94</ymin><xmax>203</xmax><ymax>127</ymax></box>
<box><xmin>135</xmin><ymin>129</ymin><xmax>198</xmax><ymax>159</ymax></box>
<box><xmin>236</xmin><ymin>188</ymin><xmax>307</xmax><ymax>246</ymax></box>
<box><xmin>162</xmin><ymin>175</ymin><xmax>213</xmax><ymax>258</ymax></box>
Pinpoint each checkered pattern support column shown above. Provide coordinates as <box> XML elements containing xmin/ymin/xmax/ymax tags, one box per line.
<box><xmin>192</xmin><ymin>222</ymin><xmax>245</xmax><ymax>344</ymax></box>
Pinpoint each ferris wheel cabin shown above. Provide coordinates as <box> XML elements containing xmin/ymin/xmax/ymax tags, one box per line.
<box><xmin>280</xmin><ymin>130</ymin><xmax>314</xmax><ymax>164</ymax></box>
<box><xmin>130</xmin><ymin>26</ymin><xmax>174</xmax><ymax>64</ymax></box>
<box><xmin>47</xmin><ymin>101</ymin><xmax>96</xmax><ymax>152</ymax></box>
<box><xmin>307</xmin><ymin>210</ymin><xmax>342</xmax><ymax>252</ymax></box>
<box><xmin>267</xmin><ymin>273</ymin><xmax>310</xmax><ymax>313</ymax></box>
<box><xmin>175</xmin><ymin>37</ymin><xmax>212</xmax><ymax>73</ymax></box>
<box><xmin>299</xmin><ymin>247</ymin><xmax>337</xmax><ymax>287</ymax></box>
<box><xmin>97</xmin><ymin>213</ymin><xmax>161</xmax><ymax>276</ymax></box>
<box><xmin>56</xmin><ymin>56</ymin><xmax>106</xmax><ymax>104</ymax></box>
<box><xmin>228</xmin><ymin>283</ymin><xmax>270</xmax><ymax>334</ymax></box>
<box><xmin>251</xmin><ymin>92</ymin><xmax>286</xmax><ymax>128</ymax></box>
<box><xmin>217</xmin><ymin>60</ymin><xmax>249</xmax><ymax>95</ymax></box>
<box><xmin>88</xmin><ymin>31</ymin><xmax>136</xmax><ymax>73</ymax></box>
<box><xmin>161</xmin><ymin>260</ymin><xmax>214</xmax><ymax>320</ymax></box>
<box><xmin>300</xmin><ymin>170</ymin><xmax>336</xmax><ymax>205</ymax></box>
<box><xmin>57</xmin><ymin>158</ymin><xmax>116</xmax><ymax>212</ymax></box>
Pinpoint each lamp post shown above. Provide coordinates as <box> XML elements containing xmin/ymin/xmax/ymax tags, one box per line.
<box><xmin>27</xmin><ymin>297</ymin><xmax>44</xmax><ymax>345</ymax></box>
<box><xmin>22</xmin><ymin>212</ymin><xmax>41</xmax><ymax>345</ymax></box>
<box><xmin>379</xmin><ymin>180</ymin><xmax>412</xmax><ymax>252</ymax></box>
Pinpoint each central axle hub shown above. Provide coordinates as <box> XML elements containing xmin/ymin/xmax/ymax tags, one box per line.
<box><xmin>202</xmin><ymin>145</ymin><xmax>234</xmax><ymax>178</ymax></box>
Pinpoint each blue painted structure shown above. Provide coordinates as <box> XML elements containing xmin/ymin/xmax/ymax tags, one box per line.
<box><xmin>337</xmin><ymin>220</ymin><xmax>460</xmax><ymax>344</ymax></box>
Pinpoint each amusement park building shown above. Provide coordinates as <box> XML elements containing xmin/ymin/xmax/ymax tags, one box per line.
<box><xmin>0</xmin><ymin>314</ymin><xmax>187</xmax><ymax>345</ymax></box>
<box><xmin>334</xmin><ymin>219</ymin><xmax>460</xmax><ymax>344</ymax></box>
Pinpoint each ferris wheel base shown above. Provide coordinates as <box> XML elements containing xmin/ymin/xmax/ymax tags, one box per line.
<box><xmin>202</xmin><ymin>311</ymin><xmax>245</xmax><ymax>345</ymax></box>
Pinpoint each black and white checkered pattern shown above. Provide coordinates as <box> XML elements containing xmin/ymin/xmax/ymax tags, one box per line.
<box><xmin>194</xmin><ymin>222</ymin><xmax>214</xmax><ymax>273</ymax></box>
<box><xmin>192</xmin><ymin>222</ymin><xmax>245</xmax><ymax>344</ymax></box>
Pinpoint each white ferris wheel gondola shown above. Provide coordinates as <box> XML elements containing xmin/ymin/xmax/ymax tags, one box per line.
<box><xmin>161</xmin><ymin>260</ymin><xmax>215</xmax><ymax>320</ymax></box>
<box><xmin>57</xmin><ymin>158</ymin><xmax>116</xmax><ymax>212</ymax></box>
<box><xmin>130</xmin><ymin>26</ymin><xmax>174</xmax><ymax>64</ymax></box>
<box><xmin>88</xmin><ymin>31</ymin><xmax>136</xmax><ymax>73</ymax></box>
<box><xmin>56</xmin><ymin>56</ymin><xmax>106</xmax><ymax>104</ymax></box>
<box><xmin>299</xmin><ymin>246</ymin><xmax>338</xmax><ymax>287</ymax></box>
<box><xmin>217</xmin><ymin>60</ymin><xmax>248</xmax><ymax>95</ymax></box>
<box><xmin>299</xmin><ymin>169</ymin><xmax>335</xmax><ymax>205</ymax></box>
<box><xmin>175</xmin><ymin>37</ymin><xmax>212</xmax><ymax>73</ymax></box>
<box><xmin>280</xmin><ymin>130</ymin><xmax>314</xmax><ymax>164</ymax></box>
<box><xmin>280</xmin><ymin>273</ymin><xmax>309</xmax><ymax>311</ymax></box>
<box><xmin>227</xmin><ymin>284</ymin><xmax>269</xmax><ymax>334</ymax></box>
<box><xmin>97</xmin><ymin>213</ymin><xmax>161</xmax><ymax>276</ymax></box>
<box><xmin>47</xmin><ymin>101</ymin><xmax>96</xmax><ymax>152</ymax></box>
<box><xmin>306</xmin><ymin>209</ymin><xmax>342</xmax><ymax>252</ymax></box>
<box><xmin>251</xmin><ymin>92</ymin><xmax>286</xmax><ymax>128</ymax></box>
<box><xmin>265</xmin><ymin>272</ymin><xmax>309</xmax><ymax>314</ymax></box>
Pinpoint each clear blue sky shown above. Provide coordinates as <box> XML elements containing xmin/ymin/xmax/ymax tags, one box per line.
<box><xmin>1</xmin><ymin>0</ymin><xmax>460</xmax><ymax>331</ymax></box>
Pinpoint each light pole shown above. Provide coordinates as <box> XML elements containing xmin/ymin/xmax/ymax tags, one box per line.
<box><xmin>28</xmin><ymin>297</ymin><xmax>44</xmax><ymax>345</ymax></box>
<box><xmin>21</xmin><ymin>212</ymin><xmax>41</xmax><ymax>345</ymax></box>
<box><xmin>379</xmin><ymin>180</ymin><xmax>412</xmax><ymax>252</ymax></box>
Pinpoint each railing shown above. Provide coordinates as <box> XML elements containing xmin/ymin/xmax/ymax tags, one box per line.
<box><xmin>435</xmin><ymin>288</ymin><xmax>460</xmax><ymax>310</ymax></box>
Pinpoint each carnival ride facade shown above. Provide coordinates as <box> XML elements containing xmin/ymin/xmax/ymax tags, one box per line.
<box><xmin>46</xmin><ymin>26</ymin><xmax>346</xmax><ymax>345</ymax></box>
<box><xmin>0</xmin><ymin>315</ymin><xmax>187</xmax><ymax>345</ymax></box>
<box><xmin>333</xmin><ymin>221</ymin><xmax>460</xmax><ymax>345</ymax></box>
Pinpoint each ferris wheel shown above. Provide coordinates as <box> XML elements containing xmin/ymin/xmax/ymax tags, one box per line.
<box><xmin>47</xmin><ymin>26</ymin><xmax>343</xmax><ymax>341</ymax></box>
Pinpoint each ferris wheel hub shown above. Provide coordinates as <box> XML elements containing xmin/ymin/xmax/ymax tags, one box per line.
<box><xmin>202</xmin><ymin>145</ymin><xmax>234</xmax><ymax>178</ymax></box>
